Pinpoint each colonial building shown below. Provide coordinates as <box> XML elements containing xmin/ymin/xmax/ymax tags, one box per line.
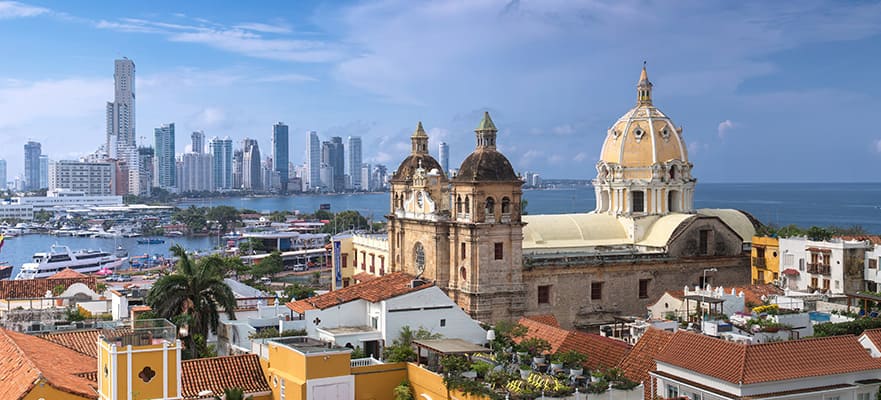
<box><xmin>379</xmin><ymin>66</ymin><xmax>757</xmax><ymax>329</ymax></box>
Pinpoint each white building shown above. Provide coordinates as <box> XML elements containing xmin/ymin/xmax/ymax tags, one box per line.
<box><xmin>347</xmin><ymin>136</ymin><xmax>362</xmax><ymax>190</ymax></box>
<box><xmin>651</xmin><ymin>330</ymin><xmax>881</xmax><ymax>400</ymax></box>
<box><xmin>361</xmin><ymin>163</ymin><xmax>372</xmax><ymax>192</ymax></box>
<box><xmin>15</xmin><ymin>189</ymin><xmax>122</xmax><ymax>209</ymax></box>
<box><xmin>178</xmin><ymin>152</ymin><xmax>214</xmax><ymax>193</ymax></box>
<box><xmin>779</xmin><ymin>236</ymin><xmax>872</xmax><ymax>294</ymax></box>
<box><xmin>48</xmin><ymin>160</ymin><xmax>114</xmax><ymax>196</ymax></box>
<box><xmin>306</xmin><ymin>131</ymin><xmax>321</xmax><ymax>191</ymax></box>
<box><xmin>862</xmin><ymin>240</ymin><xmax>881</xmax><ymax>292</ymax></box>
<box><xmin>208</xmin><ymin>136</ymin><xmax>233</xmax><ymax>190</ymax></box>
<box><xmin>286</xmin><ymin>272</ymin><xmax>486</xmax><ymax>358</ymax></box>
<box><xmin>106</xmin><ymin>58</ymin><xmax>140</xmax><ymax>195</ymax></box>
<box><xmin>0</xmin><ymin>203</ymin><xmax>33</xmax><ymax>220</ymax></box>
<box><xmin>0</xmin><ymin>159</ymin><xmax>6</xmax><ymax>190</ymax></box>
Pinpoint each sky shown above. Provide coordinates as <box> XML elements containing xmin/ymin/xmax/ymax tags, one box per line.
<box><xmin>1</xmin><ymin>0</ymin><xmax>880</xmax><ymax>182</ymax></box>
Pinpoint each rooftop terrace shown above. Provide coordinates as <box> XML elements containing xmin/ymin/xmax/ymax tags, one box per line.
<box><xmin>270</xmin><ymin>336</ymin><xmax>350</xmax><ymax>355</ymax></box>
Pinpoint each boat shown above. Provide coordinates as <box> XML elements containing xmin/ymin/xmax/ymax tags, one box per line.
<box><xmin>0</xmin><ymin>263</ymin><xmax>12</xmax><ymax>280</ymax></box>
<box><xmin>14</xmin><ymin>245</ymin><xmax>128</xmax><ymax>280</ymax></box>
<box><xmin>137</xmin><ymin>238</ymin><xmax>166</xmax><ymax>245</ymax></box>
<box><xmin>114</xmin><ymin>245</ymin><xmax>128</xmax><ymax>258</ymax></box>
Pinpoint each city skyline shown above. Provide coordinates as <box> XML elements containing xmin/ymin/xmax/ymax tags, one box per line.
<box><xmin>0</xmin><ymin>1</ymin><xmax>880</xmax><ymax>182</ymax></box>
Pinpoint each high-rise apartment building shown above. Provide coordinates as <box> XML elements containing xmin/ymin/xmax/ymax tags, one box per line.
<box><xmin>154</xmin><ymin>123</ymin><xmax>176</xmax><ymax>189</ymax></box>
<box><xmin>242</xmin><ymin>138</ymin><xmax>262</xmax><ymax>191</ymax></box>
<box><xmin>306</xmin><ymin>131</ymin><xmax>320</xmax><ymax>191</ymax></box>
<box><xmin>191</xmin><ymin>131</ymin><xmax>204</xmax><ymax>153</ymax></box>
<box><xmin>361</xmin><ymin>163</ymin><xmax>372</xmax><ymax>192</ymax></box>
<box><xmin>179</xmin><ymin>152</ymin><xmax>214</xmax><ymax>193</ymax></box>
<box><xmin>347</xmin><ymin>136</ymin><xmax>362</xmax><ymax>190</ymax></box>
<box><xmin>208</xmin><ymin>137</ymin><xmax>233</xmax><ymax>190</ymax></box>
<box><xmin>23</xmin><ymin>141</ymin><xmax>41</xmax><ymax>191</ymax></box>
<box><xmin>138</xmin><ymin>147</ymin><xmax>154</xmax><ymax>196</ymax></box>
<box><xmin>0</xmin><ymin>160</ymin><xmax>6</xmax><ymax>190</ymax></box>
<box><xmin>272</xmin><ymin>122</ymin><xmax>289</xmax><ymax>192</ymax></box>
<box><xmin>322</xmin><ymin>137</ymin><xmax>345</xmax><ymax>192</ymax></box>
<box><xmin>105</xmin><ymin>58</ymin><xmax>139</xmax><ymax>194</ymax></box>
<box><xmin>439</xmin><ymin>141</ymin><xmax>449</xmax><ymax>174</ymax></box>
<box><xmin>232</xmin><ymin>149</ymin><xmax>243</xmax><ymax>189</ymax></box>
<box><xmin>39</xmin><ymin>155</ymin><xmax>49</xmax><ymax>189</ymax></box>
<box><xmin>49</xmin><ymin>160</ymin><xmax>114</xmax><ymax>196</ymax></box>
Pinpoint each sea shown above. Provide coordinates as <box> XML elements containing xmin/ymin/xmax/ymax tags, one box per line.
<box><xmin>3</xmin><ymin>183</ymin><xmax>881</xmax><ymax>278</ymax></box>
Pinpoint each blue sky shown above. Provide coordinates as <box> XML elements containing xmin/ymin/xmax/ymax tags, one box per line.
<box><xmin>1</xmin><ymin>0</ymin><xmax>881</xmax><ymax>182</ymax></box>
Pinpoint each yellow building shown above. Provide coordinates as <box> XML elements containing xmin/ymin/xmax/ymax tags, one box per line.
<box><xmin>97</xmin><ymin>319</ymin><xmax>182</xmax><ymax>400</ymax></box>
<box><xmin>751</xmin><ymin>236</ymin><xmax>781</xmax><ymax>284</ymax></box>
<box><xmin>332</xmin><ymin>232</ymin><xmax>390</xmax><ymax>290</ymax></box>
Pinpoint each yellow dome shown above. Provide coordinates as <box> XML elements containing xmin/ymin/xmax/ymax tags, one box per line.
<box><xmin>599</xmin><ymin>66</ymin><xmax>688</xmax><ymax>169</ymax></box>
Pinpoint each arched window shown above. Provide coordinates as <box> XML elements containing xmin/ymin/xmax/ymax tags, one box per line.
<box><xmin>485</xmin><ymin>197</ymin><xmax>495</xmax><ymax>218</ymax></box>
<box><xmin>669</xmin><ymin>165</ymin><xmax>677</xmax><ymax>180</ymax></box>
<box><xmin>456</xmin><ymin>195</ymin><xmax>462</xmax><ymax>213</ymax></box>
<box><xmin>465</xmin><ymin>196</ymin><xmax>470</xmax><ymax>214</ymax></box>
<box><xmin>413</xmin><ymin>242</ymin><xmax>425</xmax><ymax>274</ymax></box>
<box><xmin>501</xmin><ymin>197</ymin><xmax>511</xmax><ymax>214</ymax></box>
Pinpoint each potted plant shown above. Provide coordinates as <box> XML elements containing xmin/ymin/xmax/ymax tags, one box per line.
<box><xmin>549</xmin><ymin>354</ymin><xmax>564</xmax><ymax>372</ymax></box>
<box><xmin>554</xmin><ymin>350</ymin><xmax>587</xmax><ymax>376</ymax></box>
<box><xmin>52</xmin><ymin>284</ymin><xmax>66</xmax><ymax>306</ymax></box>
<box><xmin>518</xmin><ymin>337</ymin><xmax>551</xmax><ymax>364</ymax></box>
<box><xmin>590</xmin><ymin>370</ymin><xmax>604</xmax><ymax>383</ymax></box>
<box><xmin>519</xmin><ymin>362</ymin><xmax>532</xmax><ymax>379</ymax></box>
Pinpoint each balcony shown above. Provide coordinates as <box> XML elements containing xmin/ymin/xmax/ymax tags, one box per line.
<box><xmin>807</xmin><ymin>263</ymin><xmax>831</xmax><ymax>275</ymax></box>
<box><xmin>350</xmin><ymin>356</ymin><xmax>383</xmax><ymax>367</ymax></box>
<box><xmin>753</xmin><ymin>257</ymin><xmax>767</xmax><ymax>268</ymax></box>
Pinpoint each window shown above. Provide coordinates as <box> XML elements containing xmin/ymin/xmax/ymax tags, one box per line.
<box><xmin>591</xmin><ymin>282</ymin><xmax>603</xmax><ymax>300</ymax></box>
<box><xmin>485</xmin><ymin>197</ymin><xmax>495</xmax><ymax>220</ymax></box>
<box><xmin>666</xmin><ymin>385</ymin><xmax>679</xmax><ymax>399</ymax></box>
<box><xmin>858</xmin><ymin>393</ymin><xmax>870</xmax><ymax>400</ymax></box>
<box><xmin>811</xmin><ymin>277</ymin><xmax>818</xmax><ymax>288</ymax></box>
<box><xmin>699</xmin><ymin>230</ymin><xmax>710</xmax><ymax>255</ymax></box>
<box><xmin>823</xmin><ymin>279</ymin><xmax>830</xmax><ymax>290</ymax></box>
<box><xmin>638</xmin><ymin>279</ymin><xmax>650</xmax><ymax>299</ymax></box>
<box><xmin>784</xmin><ymin>253</ymin><xmax>794</xmax><ymax>267</ymax></box>
<box><xmin>461</xmin><ymin>242</ymin><xmax>466</xmax><ymax>260</ymax></box>
<box><xmin>371</xmin><ymin>316</ymin><xmax>378</xmax><ymax>329</ymax></box>
<box><xmin>870</xmin><ymin>259</ymin><xmax>878</xmax><ymax>269</ymax></box>
<box><xmin>828</xmin><ymin>397</ymin><xmax>840</xmax><ymax>400</ymax></box>
<box><xmin>494</xmin><ymin>242</ymin><xmax>504</xmax><ymax>260</ymax></box>
<box><xmin>352</xmin><ymin>251</ymin><xmax>357</xmax><ymax>267</ymax></box>
<box><xmin>755</xmin><ymin>247</ymin><xmax>765</xmax><ymax>258</ymax></box>
<box><xmin>631</xmin><ymin>191</ymin><xmax>645</xmax><ymax>213</ymax></box>
<box><xmin>341</xmin><ymin>254</ymin><xmax>347</xmax><ymax>269</ymax></box>
<box><xmin>501</xmin><ymin>197</ymin><xmax>511</xmax><ymax>214</ymax></box>
<box><xmin>538</xmin><ymin>285</ymin><xmax>551</xmax><ymax>304</ymax></box>
<box><xmin>440</xmin><ymin>319</ymin><xmax>446</xmax><ymax>327</ymax></box>
<box><xmin>799</xmin><ymin>258</ymin><xmax>805</xmax><ymax>271</ymax></box>
<box><xmin>835</xmin><ymin>280</ymin><xmax>840</xmax><ymax>289</ymax></box>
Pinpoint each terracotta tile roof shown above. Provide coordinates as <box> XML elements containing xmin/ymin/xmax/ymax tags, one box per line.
<box><xmin>38</xmin><ymin>328</ymin><xmax>132</xmax><ymax>358</ymax></box>
<box><xmin>840</xmin><ymin>235</ymin><xmax>881</xmax><ymax>245</ymax></box>
<box><xmin>353</xmin><ymin>272</ymin><xmax>378</xmax><ymax>283</ymax></box>
<box><xmin>523</xmin><ymin>314</ymin><xmax>560</xmax><ymax>327</ymax></box>
<box><xmin>655</xmin><ymin>331</ymin><xmax>881</xmax><ymax>384</ymax></box>
<box><xmin>286</xmin><ymin>272</ymin><xmax>431</xmax><ymax>314</ymax></box>
<box><xmin>517</xmin><ymin>317</ymin><xmax>631</xmax><ymax>370</ymax></box>
<box><xmin>181</xmin><ymin>354</ymin><xmax>270</xmax><ymax>399</ymax></box>
<box><xmin>0</xmin><ymin>276</ymin><xmax>97</xmax><ymax>299</ymax></box>
<box><xmin>862</xmin><ymin>328</ymin><xmax>881</xmax><ymax>349</ymax></box>
<box><xmin>733</xmin><ymin>284</ymin><xmax>783</xmax><ymax>308</ymax></box>
<box><xmin>131</xmin><ymin>305</ymin><xmax>152</xmax><ymax>312</ymax></box>
<box><xmin>48</xmin><ymin>268</ymin><xmax>89</xmax><ymax>279</ymax></box>
<box><xmin>0</xmin><ymin>328</ymin><xmax>97</xmax><ymax>400</ymax></box>
<box><xmin>618</xmin><ymin>328</ymin><xmax>675</xmax><ymax>383</ymax></box>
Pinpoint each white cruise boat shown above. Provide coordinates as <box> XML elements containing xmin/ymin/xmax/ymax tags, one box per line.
<box><xmin>15</xmin><ymin>245</ymin><xmax>127</xmax><ymax>280</ymax></box>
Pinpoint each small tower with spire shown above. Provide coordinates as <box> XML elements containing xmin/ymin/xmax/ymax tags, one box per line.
<box><xmin>411</xmin><ymin>121</ymin><xmax>429</xmax><ymax>155</ymax></box>
<box><xmin>637</xmin><ymin>62</ymin><xmax>653</xmax><ymax>106</ymax></box>
<box><xmin>474</xmin><ymin>112</ymin><xmax>498</xmax><ymax>149</ymax></box>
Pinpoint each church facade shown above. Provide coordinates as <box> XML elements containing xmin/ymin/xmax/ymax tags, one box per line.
<box><xmin>383</xmin><ymin>66</ymin><xmax>757</xmax><ymax>329</ymax></box>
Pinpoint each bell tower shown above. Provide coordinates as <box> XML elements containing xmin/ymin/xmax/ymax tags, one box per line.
<box><xmin>98</xmin><ymin>319</ymin><xmax>182</xmax><ymax>400</ymax></box>
<box><xmin>448</xmin><ymin>112</ymin><xmax>526</xmax><ymax>323</ymax></box>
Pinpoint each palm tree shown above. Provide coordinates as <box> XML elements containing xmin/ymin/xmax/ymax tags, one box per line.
<box><xmin>212</xmin><ymin>388</ymin><xmax>252</xmax><ymax>400</ymax></box>
<box><xmin>146</xmin><ymin>244</ymin><xmax>237</xmax><ymax>357</ymax></box>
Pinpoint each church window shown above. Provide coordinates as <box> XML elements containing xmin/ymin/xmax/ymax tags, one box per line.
<box><xmin>631</xmin><ymin>191</ymin><xmax>645</xmax><ymax>213</ymax></box>
<box><xmin>460</xmin><ymin>266</ymin><xmax>467</xmax><ymax>280</ymax></box>
<box><xmin>456</xmin><ymin>195</ymin><xmax>462</xmax><ymax>213</ymax></box>
<box><xmin>538</xmin><ymin>285</ymin><xmax>551</xmax><ymax>305</ymax></box>
<box><xmin>639</xmin><ymin>279</ymin><xmax>650</xmax><ymax>299</ymax></box>
<box><xmin>461</xmin><ymin>242</ymin><xmax>466</xmax><ymax>260</ymax></box>
<box><xmin>501</xmin><ymin>197</ymin><xmax>511</xmax><ymax>214</ymax></box>
<box><xmin>414</xmin><ymin>242</ymin><xmax>426</xmax><ymax>273</ymax></box>
<box><xmin>591</xmin><ymin>282</ymin><xmax>603</xmax><ymax>300</ymax></box>
<box><xmin>669</xmin><ymin>165</ymin><xmax>676</xmax><ymax>180</ymax></box>
<box><xmin>494</xmin><ymin>242</ymin><xmax>504</xmax><ymax>260</ymax></box>
<box><xmin>485</xmin><ymin>197</ymin><xmax>495</xmax><ymax>220</ymax></box>
<box><xmin>633</xmin><ymin>128</ymin><xmax>645</xmax><ymax>140</ymax></box>
<box><xmin>465</xmin><ymin>196</ymin><xmax>471</xmax><ymax>214</ymax></box>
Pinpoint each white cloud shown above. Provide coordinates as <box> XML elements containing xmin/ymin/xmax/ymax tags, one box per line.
<box><xmin>191</xmin><ymin>107</ymin><xmax>227</xmax><ymax>129</ymax></box>
<box><xmin>0</xmin><ymin>1</ymin><xmax>48</xmax><ymax>19</ymax></box>
<box><xmin>552</xmin><ymin>124</ymin><xmax>575</xmax><ymax>136</ymax></box>
<box><xmin>0</xmin><ymin>77</ymin><xmax>108</xmax><ymax>129</ymax></box>
<box><xmin>573</xmin><ymin>152</ymin><xmax>587</xmax><ymax>162</ymax></box>
<box><xmin>234</xmin><ymin>22</ymin><xmax>292</xmax><ymax>34</ymax></box>
<box><xmin>717</xmin><ymin>120</ymin><xmax>735</xmax><ymax>139</ymax></box>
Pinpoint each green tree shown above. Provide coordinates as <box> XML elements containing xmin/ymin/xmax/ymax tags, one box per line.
<box><xmin>33</xmin><ymin>210</ymin><xmax>53</xmax><ymax>223</ymax></box>
<box><xmin>145</xmin><ymin>244</ymin><xmax>237</xmax><ymax>359</ymax></box>
<box><xmin>312</xmin><ymin>209</ymin><xmax>334</xmax><ymax>221</ymax></box>
<box><xmin>173</xmin><ymin>206</ymin><xmax>208</xmax><ymax>233</ymax></box>
<box><xmin>207</xmin><ymin>205</ymin><xmax>241</xmax><ymax>235</ymax></box>
<box><xmin>321</xmin><ymin>210</ymin><xmax>369</xmax><ymax>234</ymax></box>
<box><xmin>283</xmin><ymin>283</ymin><xmax>316</xmax><ymax>300</ymax></box>
<box><xmin>268</xmin><ymin>211</ymin><xmax>289</xmax><ymax>223</ymax></box>
<box><xmin>806</xmin><ymin>226</ymin><xmax>833</xmax><ymax>241</ymax></box>
<box><xmin>238</xmin><ymin>238</ymin><xmax>266</xmax><ymax>254</ymax></box>
<box><xmin>251</xmin><ymin>251</ymin><xmax>284</xmax><ymax>280</ymax></box>
<box><xmin>384</xmin><ymin>326</ymin><xmax>443</xmax><ymax>362</ymax></box>
<box><xmin>212</xmin><ymin>388</ymin><xmax>253</xmax><ymax>400</ymax></box>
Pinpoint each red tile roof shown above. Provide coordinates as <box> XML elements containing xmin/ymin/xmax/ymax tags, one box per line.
<box><xmin>517</xmin><ymin>317</ymin><xmax>631</xmax><ymax>370</ymax></box>
<box><xmin>0</xmin><ymin>328</ymin><xmax>97</xmax><ymax>400</ymax></box>
<box><xmin>38</xmin><ymin>328</ymin><xmax>132</xmax><ymax>358</ymax></box>
<box><xmin>181</xmin><ymin>354</ymin><xmax>270</xmax><ymax>399</ymax></box>
<box><xmin>286</xmin><ymin>272</ymin><xmax>431</xmax><ymax>314</ymax></box>
<box><xmin>862</xmin><ymin>328</ymin><xmax>881</xmax><ymax>349</ymax></box>
<box><xmin>353</xmin><ymin>272</ymin><xmax>379</xmax><ymax>283</ymax></box>
<box><xmin>0</xmin><ymin>276</ymin><xmax>97</xmax><ymax>299</ymax></box>
<box><xmin>523</xmin><ymin>314</ymin><xmax>560</xmax><ymax>327</ymax></box>
<box><xmin>655</xmin><ymin>331</ymin><xmax>881</xmax><ymax>384</ymax></box>
<box><xmin>840</xmin><ymin>235</ymin><xmax>881</xmax><ymax>245</ymax></box>
<box><xmin>618</xmin><ymin>328</ymin><xmax>675</xmax><ymax>383</ymax></box>
<box><xmin>48</xmin><ymin>268</ymin><xmax>89</xmax><ymax>280</ymax></box>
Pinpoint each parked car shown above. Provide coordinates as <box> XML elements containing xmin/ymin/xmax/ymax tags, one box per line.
<box><xmin>118</xmin><ymin>275</ymin><xmax>133</xmax><ymax>282</ymax></box>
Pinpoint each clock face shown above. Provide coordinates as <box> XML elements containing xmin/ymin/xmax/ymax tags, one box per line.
<box><xmin>416</xmin><ymin>191</ymin><xmax>424</xmax><ymax>208</ymax></box>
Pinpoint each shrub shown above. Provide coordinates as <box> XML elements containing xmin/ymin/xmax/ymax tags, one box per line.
<box><xmin>393</xmin><ymin>381</ymin><xmax>414</xmax><ymax>400</ymax></box>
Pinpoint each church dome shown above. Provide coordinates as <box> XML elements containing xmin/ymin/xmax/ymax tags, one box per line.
<box><xmin>392</xmin><ymin>122</ymin><xmax>446</xmax><ymax>182</ymax></box>
<box><xmin>599</xmin><ymin>66</ymin><xmax>688</xmax><ymax>171</ymax></box>
<box><xmin>453</xmin><ymin>112</ymin><xmax>519</xmax><ymax>182</ymax></box>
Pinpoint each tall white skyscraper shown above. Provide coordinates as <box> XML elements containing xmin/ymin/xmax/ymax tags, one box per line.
<box><xmin>360</xmin><ymin>163</ymin><xmax>372</xmax><ymax>192</ymax></box>
<box><xmin>179</xmin><ymin>152</ymin><xmax>214</xmax><ymax>193</ymax></box>
<box><xmin>106</xmin><ymin>58</ymin><xmax>139</xmax><ymax>194</ymax></box>
<box><xmin>191</xmin><ymin>130</ymin><xmax>205</xmax><ymax>153</ymax></box>
<box><xmin>439</xmin><ymin>141</ymin><xmax>449</xmax><ymax>174</ymax></box>
<box><xmin>39</xmin><ymin>155</ymin><xmax>49</xmax><ymax>189</ymax></box>
<box><xmin>242</xmin><ymin>138</ymin><xmax>262</xmax><ymax>191</ymax></box>
<box><xmin>154</xmin><ymin>123</ymin><xmax>176</xmax><ymax>189</ymax></box>
<box><xmin>347</xmin><ymin>136</ymin><xmax>362</xmax><ymax>190</ymax></box>
<box><xmin>208</xmin><ymin>136</ymin><xmax>233</xmax><ymax>190</ymax></box>
<box><xmin>306</xmin><ymin>131</ymin><xmax>321</xmax><ymax>191</ymax></box>
<box><xmin>0</xmin><ymin>160</ymin><xmax>6</xmax><ymax>190</ymax></box>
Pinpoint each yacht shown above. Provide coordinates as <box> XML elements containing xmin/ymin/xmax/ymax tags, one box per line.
<box><xmin>0</xmin><ymin>263</ymin><xmax>11</xmax><ymax>280</ymax></box>
<box><xmin>15</xmin><ymin>245</ymin><xmax>127</xmax><ymax>280</ymax></box>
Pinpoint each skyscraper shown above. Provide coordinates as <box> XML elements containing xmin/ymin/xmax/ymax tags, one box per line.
<box><xmin>106</xmin><ymin>58</ymin><xmax>139</xmax><ymax>194</ymax></box>
<box><xmin>191</xmin><ymin>130</ymin><xmax>204</xmax><ymax>153</ymax></box>
<box><xmin>39</xmin><ymin>155</ymin><xmax>49</xmax><ymax>189</ymax></box>
<box><xmin>242</xmin><ymin>138</ymin><xmax>262</xmax><ymax>191</ymax></box>
<box><xmin>179</xmin><ymin>152</ymin><xmax>214</xmax><ymax>193</ymax></box>
<box><xmin>0</xmin><ymin>160</ymin><xmax>6</xmax><ymax>190</ymax></box>
<box><xmin>322</xmin><ymin>137</ymin><xmax>345</xmax><ymax>192</ymax></box>
<box><xmin>272</xmin><ymin>122</ymin><xmax>289</xmax><ymax>192</ymax></box>
<box><xmin>306</xmin><ymin>131</ymin><xmax>320</xmax><ymax>191</ymax></box>
<box><xmin>361</xmin><ymin>163</ymin><xmax>372</xmax><ymax>192</ymax></box>
<box><xmin>208</xmin><ymin>136</ymin><xmax>233</xmax><ymax>190</ymax></box>
<box><xmin>138</xmin><ymin>147</ymin><xmax>154</xmax><ymax>196</ymax></box>
<box><xmin>23</xmin><ymin>141</ymin><xmax>41</xmax><ymax>191</ymax></box>
<box><xmin>439</xmin><ymin>141</ymin><xmax>449</xmax><ymax>174</ymax></box>
<box><xmin>347</xmin><ymin>136</ymin><xmax>362</xmax><ymax>190</ymax></box>
<box><xmin>154</xmin><ymin>123</ymin><xmax>176</xmax><ymax>189</ymax></box>
<box><xmin>232</xmin><ymin>149</ymin><xmax>243</xmax><ymax>189</ymax></box>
